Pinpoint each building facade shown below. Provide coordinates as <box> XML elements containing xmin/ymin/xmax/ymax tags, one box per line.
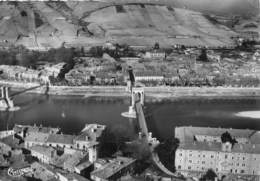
<box><xmin>175</xmin><ymin>127</ymin><xmax>260</xmax><ymax>180</ymax></box>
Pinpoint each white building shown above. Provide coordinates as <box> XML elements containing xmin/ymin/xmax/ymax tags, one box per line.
<box><xmin>144</xmin><ymin>50</ymin><xmax>166</xmax><ymax>60</ymax></box>
<box><xmin>175</xmin><ymin>127</ymin><xmax>260</xmax><ymax>180</ymax></box>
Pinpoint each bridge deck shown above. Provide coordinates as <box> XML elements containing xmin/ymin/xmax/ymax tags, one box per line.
<box><xmin>134</xmin><ymin>94</ymin><xmax>178</xmax><ymax>177</ymax></box>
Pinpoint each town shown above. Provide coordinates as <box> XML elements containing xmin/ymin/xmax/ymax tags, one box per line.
<box><xmin>0</xmin><ymin>0</ymin><xmax>260</xmax><ymax>181</ymax></box>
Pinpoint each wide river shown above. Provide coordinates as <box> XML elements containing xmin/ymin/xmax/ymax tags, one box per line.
<box><xmin>1</xmin><ymin>93</ymin><xmax>260</xmax><ymax>141</ymax></box>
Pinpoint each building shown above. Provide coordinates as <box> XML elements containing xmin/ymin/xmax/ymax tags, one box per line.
<box><xmin>53</xmin><ymin>150</ymin><xmax>88</xmax><ymax>173</ymax></box>
<box><xmin>30</xmin><ymin>162</ymin><xmax>57</xmax><ymax>181</ymax></box>
<box><xmin>56</xmin><ymin>171</ymin><xmax>90</xmax><ymax>181</ymax></box>
<box><xmin>134</xmin><ymin>71</ymin><xmax>165</xmax><ymax>82</ymax></box>
<box><xmin>40</xmin><ymin>62</ymin><xmax>66</xmax><ymax>78</ymax></box>
<box><xmin>46</xmin><ymin>134</ymin><xmax>76</xmax><ymax>149</ymax></box>
<box><xmin>175</xmin><ymin>127</ymin><xmax>260</xmax><ymax>180</ymax></box>
<box><xmin>0</xmin><ymin>141</ymin><xmax>12</xmax><ymax>155</ymax></box>
<box><xmin>143</xmin><ymin>50</ymin><xmax>166</xmax><ymax>60</ymax></box>
<box><xmin>75</xmin><ymin>124</ymin><xmax>106</xmax><ymax>163</ymax></box>
<box><xmin>0</xmin><ymin>65</ymin><xmax>50</xmax><ymax>84</ymax></box>
<box><xmin>22</xmin><ymin>124</ymin><xmax>105</xmax><ymax>164</ymax></box>
<box><xmin>14</xmin><ymin>124</ymin><xmax>60</xmax><ymax>138</ymax></box>
<box><xmin>90</xmin><ymin>157</ymin><xmax>136</xmax><ymax>181</ymax></box>
<box><xmin>24</xmin><ymin>132</ymin><xmax>50</xmax><ymax>148</ymax></box>
<box><xmin>29</xmin><ymin>145</ymin><xmax>57</xmax><ymax>164</ymax></box>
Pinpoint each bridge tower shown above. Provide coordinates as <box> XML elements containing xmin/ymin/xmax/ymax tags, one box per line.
<box><xmin>121</xmin><ymin>87</ymin><xmax>144</xmax><ymax>119</ymax></box>
<box><xmin>0</xmin><ymin>87</ymin><xmax>19</xmax><ymax>111</ymax></box>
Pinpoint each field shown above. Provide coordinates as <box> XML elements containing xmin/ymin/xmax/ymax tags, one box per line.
<box><xmin>84</xmin><ymin>5</ymin><xmax>237</xmax><ymax>47</ymax></box>
<box><xmin>0</xmin><ymin>1</ymin><xmax>256</xmax><ymax>50</ymax></box>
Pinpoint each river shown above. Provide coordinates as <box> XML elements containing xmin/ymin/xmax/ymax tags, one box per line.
<box><xmin>0</xmin><ymin>94</ymin><xmax>260</xmax><ymax>141</ymax></box>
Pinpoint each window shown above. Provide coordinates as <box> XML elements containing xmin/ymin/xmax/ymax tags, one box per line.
<box><xmin>225</xmin><ymin>155</ymin><xmax>228</xmax><ymax>159</ymax></box>
<box><xmin>232</xmin><ymin>156</ymin><xmax>234</xmax><ymax>160</ymax></box>
<box><xmin>179</xmin><ymin>153</ymin><xmax>182</xmax><ymax>156</ymax></box>
<box><xmin>189</xmin><ymin>160</ymin><xmax>192</xmax><ymax>163</ymax></box>
<box><xmin>237</xmin><ymin>163</ymin><xmax>239</xmax><ymax>166</ymax></box>
<box><xmin>188</xmin><ymin>166</ymin><xmax>191</xmax><ymax>170</ymax></box>
<box><xmin>241</xmin><ymin>170</ymin><xmax>244</xmax><ymax>174</ymax></box>
<box><xmin>178</xmin><ymin>165</ymin><xmax>181</xmax><ymax>169</ymax></box>
<box><xmin>243</xmin><ymin>157</ymin><xmax>245</xmax><ymax>160</ymax></box>
<box><xmin>211</xmin><ymin>155</ymin><xmax>214</xmax><ymax>158</ymax></box>
<box><xmin>203</xmin><ymin>155</ymin><xmax>205</xmax><ymax>158</ymax></box>
<box><xmin>202</xmin><ymin>161</ymin><xmax>205</xmax><ymax>164</ymax></box>
<box><xmin>242</xmin><ymin>163</ymin><xmax>245</xmax><ymax>167</ymax></box>
<box><xmin>230</xmin><ymin>169</ymin><xmax>233</xmax><ymax>173</ymax></box>
<box><xmin>189</xmin><ymin>154</ymin><xmax>192</xmax><ymax>157</ymax></box>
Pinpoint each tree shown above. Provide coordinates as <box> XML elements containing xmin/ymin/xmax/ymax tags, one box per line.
<box><xmin>200</xmin><ymin>169</ymin><xmax>217</xmax><ymax>181</ymax></box>
<box><xmin>155</xmin><ymin>137</ymin><xmax>180</xmax><ymax>172</ymax></box>
<box><xmin>154</xmin><ymin>42</ymin><xmax>160</xmax><ymax>50</ymax></box>
<box><xmin>197</xmin><ymin>48</ymin><xmax>209</xmax><ymax>62</ymax></box>
<box><xmin>221</xmin><ymin>131</ymin><xmax>237</xmax><ymax>145</ymax></box>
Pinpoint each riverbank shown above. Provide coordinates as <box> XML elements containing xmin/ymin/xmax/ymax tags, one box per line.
<box><xmin>1</xmin><ymin>80</ymin><xmax>260</xmax><ymax>100</ymax></box>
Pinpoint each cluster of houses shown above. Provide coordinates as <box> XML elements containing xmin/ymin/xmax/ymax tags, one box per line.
<box><xmin>0</xmin><ymin>124</ymin><xmax>137</xmax><ymax>181</ymax></box>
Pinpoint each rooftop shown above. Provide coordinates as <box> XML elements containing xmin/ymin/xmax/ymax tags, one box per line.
<box><xmin>14</xmin><ymin>124</ymin><xmax>60</xmax><ymax>134</ymax></box>
<box><xmin>47</xmin><ymin>134</ymin><xmax>75</xmax><ymax>145</ymax></box>
<box><xmin>25</xmin><ymin>132</ymin><xmax>49</xmax><ymax>143</ymax></box>
<box><xmin>29</xmin><ymin>145</ymin><xmax>56</xmax><ymax>158</ymax></box>
<box><xmin>75</xmin><ymin>124</ymin><xmax>105</xmax><ymax>142</ymax></box>
<box><xmin>175</xmin><ymin>126</ymin><xmax>260</xmax><ymax>144</ymax></box>
<box><xmin>91</xmin><ymin>157</ymin><xmax>136</xmax><ymax>180</ymax></box>
<box><xmin>57</xmin><ymin>171</ymin><xmax>90</xmax><ymax>181</ymax></box>
<box><xmin>176</xmin><ymin>126</ymin><xmax>260</xmax><ymax>154</ymax></box>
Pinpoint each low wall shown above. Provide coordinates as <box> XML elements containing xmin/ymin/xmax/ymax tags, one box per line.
<box><xmin>1</xmin><ymin>80</ymin><xmax>260</xmax><ymax>99</ymax></box>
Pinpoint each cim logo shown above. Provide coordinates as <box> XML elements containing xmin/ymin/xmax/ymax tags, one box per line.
<box><xmin>7</xmin><ymin>167</ymin><xmax>32</xmax><ymax>177</ymax></box>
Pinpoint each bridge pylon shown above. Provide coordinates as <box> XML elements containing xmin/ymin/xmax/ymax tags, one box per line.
<box><xmin>0</xmin><ymin>87</ymin><xmax>19</xmax><ymax>111</ymax></box>
<box><xmin>121</xmin><ymin>87</ymin><xmax>144</xmax><ymax>119</ymax></box>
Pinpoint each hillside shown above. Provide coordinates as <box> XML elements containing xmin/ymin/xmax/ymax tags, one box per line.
<box><xmin>0</xmin><ymin>1</ymin><xmax>249</xmax><ymax>50</ymax></box>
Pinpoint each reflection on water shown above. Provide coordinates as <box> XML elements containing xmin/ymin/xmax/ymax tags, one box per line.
<box><xmin>235</xmin><ymin>111</ymin><xmax>260</xmax><ymax>119</ymax></box>
<box><xmin>1</xmin><ymin>94</ymin><xmax>260</xmax><ymax>141</ymax></box>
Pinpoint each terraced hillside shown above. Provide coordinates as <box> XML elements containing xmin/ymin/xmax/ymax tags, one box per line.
<box><xmin>0</xmin><ymin>1</ymin><xmax>244</xmax><ymax>50</ymax></box>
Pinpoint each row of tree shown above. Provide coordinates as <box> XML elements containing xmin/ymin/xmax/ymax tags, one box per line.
<box><xmin>0</xmin><ymin>45</ymin><xmax>78</xmax><ymax>68</ymax></box>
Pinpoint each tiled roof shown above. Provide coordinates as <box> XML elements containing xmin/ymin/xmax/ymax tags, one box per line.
<box><xmin>46</xmin><ymin>134</ymin><xmax>75</xmax><ymax>145</ymax></box>
<box><xmin>175</xmin><ymin>126</ymin><xmax>259</xmax><ymax>143</ymax></box>
<box><xmin>14</xmin><ymin>124</ymin><xmax>60</xmax><ymax>134</ymax></box>
<box><xmin>91</xmin><ymin>157</ymin><xmax>135</xmax><ymax>180</ymax></box>
<box><xmin>75</xmin><ymin>124</ymin><xmax>105</xmax><ymax>142</ymax></box>
<box><xmin>25</xmin><ymin>132</ymin><xmax>49</xmax><ymax>143</ymax></box>
<box><xmin>176</xmin><ymin>126</ymin><xmax>260</xmax><ymax>154</ymax></box>
<box><xmin>30</xmin><ymin>145</ymin><xmax>56</xmax><ymax>158</ymax></box>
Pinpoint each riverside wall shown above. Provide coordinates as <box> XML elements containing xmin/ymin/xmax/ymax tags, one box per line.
<box><xmin>1</xmin><ymin>80</ymin><xmax>260</xmax><ymax>99</ymax></box>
